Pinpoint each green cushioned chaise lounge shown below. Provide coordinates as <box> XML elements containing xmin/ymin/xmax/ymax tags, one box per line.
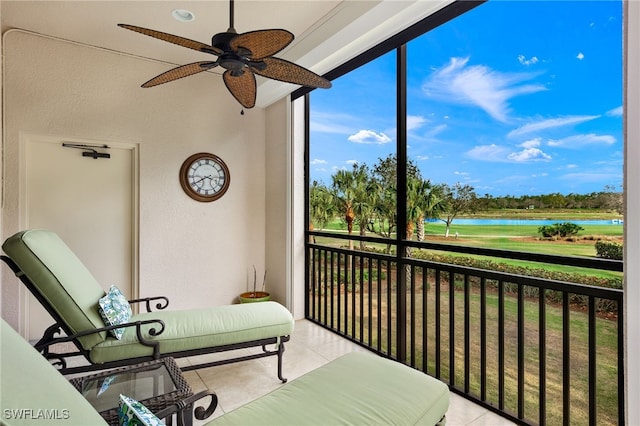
<box><xmin>1</xmin><ymin>229</ymin><xmax>294</xmax><ymax>380</ymax></box>
<box><xmin>1</xmin><ymin>318</ymin><xmax>450</xmax><ymax>425</ymax></box>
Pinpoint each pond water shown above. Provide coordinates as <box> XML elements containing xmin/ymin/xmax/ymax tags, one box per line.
<box><xmin>426</xmin><ymin>218</ymin><xmax>623</xmax><ymax>226</ymax></box>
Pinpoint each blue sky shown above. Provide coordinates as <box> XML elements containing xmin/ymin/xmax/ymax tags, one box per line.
<box><xmin>309</xmin><ymin>1</ymin><xmax>623</xmax><ymax>197</ymax></box>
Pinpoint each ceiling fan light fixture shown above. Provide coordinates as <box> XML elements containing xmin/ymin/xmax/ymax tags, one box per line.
<box><xmin>172</xmin><ymin>9</ymin><xmax>195</xmax><ymax>22</ymax></box>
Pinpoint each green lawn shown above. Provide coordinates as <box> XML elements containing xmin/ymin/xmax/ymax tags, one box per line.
<box><xmin>310</xmin><ymin>211</ymin><xmax>623</xmax><ymax>424</ymax></box>
<box><xmin>316</xmin><ymin>215</ymin><xmax>623</xmax><ymax>281</ymax></box>
<box><xmin>309</xmin><ymin>273</ymin><xmax>621</xmax><ymax>425</ymax></box>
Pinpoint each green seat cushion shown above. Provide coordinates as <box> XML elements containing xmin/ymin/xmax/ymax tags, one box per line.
<box><xmin>208</xmin><ymin>351</ymin><xmax>450</xmax><ymax>426</ymax></box>
<box><xmin>2</xmin><ymin>230</ymin><xmax>107</xmax><ymax>349</ymax></box>
<box><xmin>1</xmin><ymin>320</ymin><xmax>108</xmax><ymax>426</ymax></box>
<box><xmin>89</xmin><ymin>301</ymin><xmax>294</xmax><ymax>363</ymax></box>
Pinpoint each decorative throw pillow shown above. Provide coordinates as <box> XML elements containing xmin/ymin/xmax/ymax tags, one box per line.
<box><xmin>118</xmin><ymin>394</ymin><xmax>164</xmax><ymax>426</ymax></box>
<box><xmin>98</xmin><ymin>285</ymin><xmax>132</xmax><ymax>340</ymax></box>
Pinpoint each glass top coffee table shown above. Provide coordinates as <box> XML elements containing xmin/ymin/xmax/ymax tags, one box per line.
<box><xmin>69</xmin><ymin>357</ymin><xmax>201</xmax><ymax>425</ymax></box>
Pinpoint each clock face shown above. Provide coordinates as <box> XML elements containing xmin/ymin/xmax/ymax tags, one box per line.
<box><xmin>179</xmin><ymin>153</ymin><xmax>230</xmax><ymax>202</ymax></box>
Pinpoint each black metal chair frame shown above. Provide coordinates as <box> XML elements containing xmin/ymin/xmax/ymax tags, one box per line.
<box><xmin>1</xmin><ymin>255</ymin><xmax>290</xmax><ymax>382</ymax></box>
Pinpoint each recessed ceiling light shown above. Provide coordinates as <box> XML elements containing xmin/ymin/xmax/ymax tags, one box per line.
<box><xmin>172</xmin><ymin>9</ymin><xmax>195</xmax><ymax>22</ymax></box>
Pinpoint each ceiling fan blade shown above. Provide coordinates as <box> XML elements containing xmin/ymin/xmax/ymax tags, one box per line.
<box><xmin>253</xmin><ymin>57</ymin><xmax>331</xmax><ymax>88</ymax></box>
<box><xmin>119</xmin><ymin>24</ymin><xmax>222</xmax><ymax>56</ymax></box>
<box><xmin>230</xmin><ymin>29</ymin><xmax>294</xmax><ymax>60</ymax></box>
<box><xmin>141</xmin><ymin>62</ymin><xmax>218</xmax><ymax>88</ymax></box>
<box><xmin>223</xmin><ymin>70</ymin><xmax>257</xmax><ymax>108</ymax></box>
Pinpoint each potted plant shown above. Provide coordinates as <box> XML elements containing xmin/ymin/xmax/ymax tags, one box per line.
<box><xmin>239</xmin><ymin>266</ymin><xmax>271</xmax><ymax>303</ymax></box>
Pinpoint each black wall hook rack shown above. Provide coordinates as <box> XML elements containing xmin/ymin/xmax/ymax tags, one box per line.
<box><xmin>62</xmin><ymin>143</ymin><xmax>111</xmax><ymax>159</ymax></box>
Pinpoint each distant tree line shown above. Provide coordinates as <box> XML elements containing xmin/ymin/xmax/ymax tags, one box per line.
<box><xmin>476</xmin><ymin>185</ymin><xmax>622</xmax><ymax>213</ymax></box>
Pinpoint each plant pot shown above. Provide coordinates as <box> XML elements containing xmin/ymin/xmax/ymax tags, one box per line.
<box><xmin>239</xmin><ymin>291</ymin><xmax>271</xmax><ymax>303</ymax></box>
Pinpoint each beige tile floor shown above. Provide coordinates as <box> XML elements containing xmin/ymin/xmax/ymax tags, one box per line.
<box><xmin>176</xmin><ymin>319</ymin><xmax>516</xmax><ymax>426</ymax></box>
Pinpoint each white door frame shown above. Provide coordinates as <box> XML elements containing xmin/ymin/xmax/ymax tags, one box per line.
<box><xmin>18</xmin><ymin>132</ymin><xmax>140</xmax><ymax>336</ymax></box>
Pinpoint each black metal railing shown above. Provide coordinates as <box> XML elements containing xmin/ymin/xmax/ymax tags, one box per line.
<box><xmin>305</xmin><ymin>231</ymin><xmax>624</xmax><ymax>426</ymax></box>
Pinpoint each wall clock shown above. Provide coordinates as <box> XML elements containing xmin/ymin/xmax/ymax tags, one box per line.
<box><xmin>179</xmin><ymin>153</ymin><xmax>230</xmax><ymax>202</ymax></box>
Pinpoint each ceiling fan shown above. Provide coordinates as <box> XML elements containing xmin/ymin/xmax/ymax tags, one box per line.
<box><xmin>119</xmin><ymin>0</ymin><xmax>331</xmax><ymax>109</ymax></box>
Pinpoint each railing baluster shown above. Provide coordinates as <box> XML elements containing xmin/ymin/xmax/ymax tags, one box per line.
<box><xmin>464</xmin><ymin>274</ymin><xmax>470</xmax><ymax>394</ymax></box>
<box><xmin>368</xmin><ymin>258</ymin><xmax>373</xmax><ymax>346</ymax></box>
<box><xmin>311</xmin><ymin>248</ymin><xmax>317</xmax><ymax>321</ymax></box>
<box><xmin>617</xmin><ymin>296</ymin><xmax>625</xmax><ymax>426</ymax></box>
<box><xmin>480</xmin><ymin>277</ymin><xmax>487</xmax><ymax>402</ymax></box>
<box><xmin>498</xmin><ymin>280</ymin><xmax>505</xmax><ymax>411</ymax></box>
<box><xmin>359</xmin><ymin>255</ymin><xmax>364</xmax><ymax>343</ymax></box>
<box><xmin>351</xmin><ymin>254</ymin><xmax>357</xmax><ymax>339</ymax></box>
<box><xmin>518</xmin><ymin>284</ymin><xmax>525</xmax><ymax>419</ymax></box>
<box><xmin>563</xmin><ymin>292</ymin><xmax>570</xmax><ymax>426</ymax></box>
<box><xmin>337</xmin><ymin>252</ymin><xmax>342</xmax><ymax>334</ymax></box>
<box><xmin>411</xmin><ymin>264</ymin><xmax>416</xmax><ymax>368</ymax></box>
<box><xmin>387</xmin><ymin>259</ymin><xmax>392</xmax><ymax>356</ymax></box>
<box><xmin>377</xmin><ymin>258</ymin><xmax>382</xmax><ymax>352</ymax></box>
<box><xmin>330</xmin><ymin>251</ymin><xmax>335</xmax><ymax>329</ymax></box>
<box><xmin>539</xmin><ymin>288</ymin><xmax>547</xmax><ymax>426</ymax></box>
<box><xmin>323</xmin><ymin>249</ymin><xmax>328</xmax><ymax>324</ymax></box>
<box><xmin>423</xmin><ymin>267</ymin><xmax>428</xmax><ymax>374</ymax></box>
<box><xmin>588</xmin><ymin>295</ymin><xmax>596</xmax><ymax>426</ymax></box>
<box><xmin>435</xmin><ymin>269</ymin><xmax>441</xmax><ymax>379</ymax></box>
<box><xmin>344</xmin><ymin>253</ymin><xmax>349</xmax><ymax>334</ymax></box>
<box><xmin>449</xmin><ymin>272</ymin><xmax>455</xmax><ymax>388</ymax></box>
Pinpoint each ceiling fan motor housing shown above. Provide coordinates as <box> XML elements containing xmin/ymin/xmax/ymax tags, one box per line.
<box><xmin>213</xmin><ymin>32</ymin><xmax>250</xmax><ymax>76</ymax></box>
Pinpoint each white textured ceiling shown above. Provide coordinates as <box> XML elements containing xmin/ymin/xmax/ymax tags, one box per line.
<box><xmin>1</xmin><ymin>0</ymin><xmax>452</xmax><ymax>107</ymax></box>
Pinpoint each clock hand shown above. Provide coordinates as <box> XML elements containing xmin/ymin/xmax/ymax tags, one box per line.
<box><xmin>193</xmin><ymin>175</ymin><xmax>211</xmax><ymax>184</ymax></box>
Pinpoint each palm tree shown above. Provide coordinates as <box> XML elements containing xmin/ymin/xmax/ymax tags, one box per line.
<box><xmin>309</xmin><ymin>181</ymin><xmax>335</xmax><ymax>242</ymax></box>
<box><xmin>331</xmin><ymin>163</ymin><xmax>370</xmax><ymax>250</ymax></box>
<box><xmin>414</xmin><ymin>180</ymin><xmax>445</xmax><ymax>242</ymax></box>
<box><xmin>405</xmin><ymin>177</ymin><xmax>445</xmax><ymax>259</ymax></box>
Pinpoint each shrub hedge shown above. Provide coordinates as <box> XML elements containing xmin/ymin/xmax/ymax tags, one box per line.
<box><xmin>595</xmin><ymin>241</ymin><xmax>624</xmax><ymax>260</ymax></box>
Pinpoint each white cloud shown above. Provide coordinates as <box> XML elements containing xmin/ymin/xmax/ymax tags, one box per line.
<box><xmin>466</xmin><ymin>143</ymin><xmax>551</xmax><ymax>163</ymax></box>
<box><xmin>454</xmin><ymin>171</ymin><xmax>469</xmax><ymax>176</ymax></box>
<box><xmin>548</xmin><ymin>133</ymin><xmax>616</xmax><ymax>148</ymax></box>
<box><xmin>310</xmin><ymin>159</ymin><xmax>327</xmax><ymax>165</ymax></box>
<box><xmin>466</xmin><ymin>144</ymin><xmax>511</xmax><ymax>161</ymax></box>
<box><xmin>517</xmin><ymin>55</ymin><xmax>539</xmax><ymax>66</ymax></box>
<box><xmin>576</xmin><ymin>52</ymin><xmax>585</xmax><ymax>60</ymax></box>
<box><xmin>347</xmin><ymin>130</ymin><xmax>392</xmax><ymax>144</ymax></box>
<box><xmin>507</xmin><ymin>147</ymin><xmax>552</xmax><ymax>162</ymax></box>
<box><xmin>421</xmin><ymin>57</ymin><xmax>547</xmax><ymax>122</ymax></box>
<box><xmin>424</xmin><ymin>124</ymin><xmax>448</xmax><ymax>138</ymax></box>
<box><xmin>310</xmin><ymin>111</ymin><xmax>356</xmax><ymax>134</ymax></box>
<box><xmin>508</xmin><ymin>115</ymin><xmax>601</xmax><ymax>137</ymax></box>
<box><xmin>520</xmin><ymin>138</ymin><xmax>542</xmax><ymax>149</ymax></box>
<box><xmin>407</xmin><ymin>115</ymin><xmax>427</xmax><ymax>131</ymax></box>
<box><xmin>416</xmin><ymin>155</ymin><xmax>429</xmax><ymax>161</ymax></box>
<box><xmin>346</xmin><ymin>159</ymin><xmax>359</xmax><ymax>165</ymax></box>
<box><xmin>606</xmin><ymin>106</ymin><xmax>623</xmax><ymax>117</ymax></box>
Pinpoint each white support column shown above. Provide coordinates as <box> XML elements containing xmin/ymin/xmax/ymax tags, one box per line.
<box><xmin>289</xmin><ymin>97</ymin><xmax>307</xmax><ymax>320</ymax></box>
<box><xmin>624</xmin><ymin>1</ymin><xmax>639</xmax><ymax>424</ymax></box>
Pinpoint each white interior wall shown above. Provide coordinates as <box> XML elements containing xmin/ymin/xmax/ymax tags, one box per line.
<box><xmin>264</xmin><ymin>98</ymin><xmax>288</xmax><ymax>306</ymax></box>
<box><xmin>0</xmin><ymin>30</ymin><xmax>268</xmax><ymax>330</ymax></box>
